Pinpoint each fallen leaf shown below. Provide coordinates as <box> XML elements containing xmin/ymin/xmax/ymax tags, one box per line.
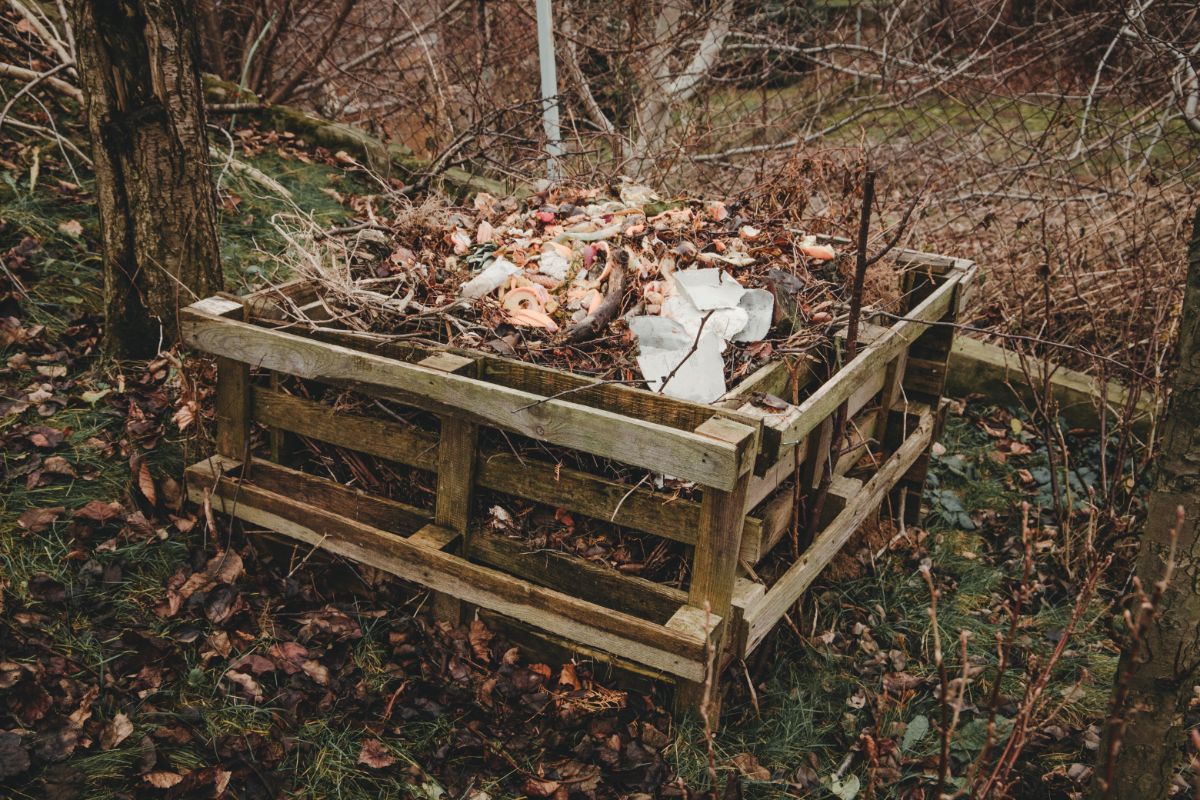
<box><xmin>469</xmin><ymin>619</ymin><xmax>493</xmax><ymax>661</ymax></box>
<box><xmin>18</xmin><ymin>506</ymin><xmax>64</xmax><ymax>533</ymax></box>
<box><xmin>75</xmin><ymin>500</ymin><xmax>124</xmax><ymax>523</ymax></box>
<box><xmin>41</xmin><ymin>456</ymin><xmax>77</xmax><ymax>477</ymax></box>
<box><xmin>731</xmin><ymin>752</ymin><xmax>771</xmax><ymax>781</ymax></box>
<box><xmin>143</xmin><ymin>771</ymin><xmax>185</xmax><ymax>788</ymax></box>
<box><xmin>137</xmin><ymin>461</ymin><xmax>156</xmax><ymax>505</ymax></box>
<box><xmin>223</xmin><ymin>670</ymin><xmax>263</xmax><ymax>703</ymax></box>
<box><xmin>300</xmin><ymin>659</ymin><xmax>330</xmax><ymax>685</ymax></box>
<box><xmin>57</xmin><ymin>219</ymin><xmax>83</xmax><ymax>237</ymax></box>
<box><xmin>100</xmin><ymin>713</ymin><xmax>134</xmax><ymax>750</ymax></box>
<box><xmin>557</xmin><ymin>662</ymin><xmax>582</xmax><ymax>691</ymax></box>
<box><xmin>358</xmin><ymin>738</ymin><xmax>395</xmax><ymax>769</ymax></box>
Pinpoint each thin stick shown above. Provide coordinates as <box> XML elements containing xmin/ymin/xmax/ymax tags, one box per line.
<box><xmin>657</xmin><ymin>310</ymin><xmax>715</xmax><ymax>394</ymax></box>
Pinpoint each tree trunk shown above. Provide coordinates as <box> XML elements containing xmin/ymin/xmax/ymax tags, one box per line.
<box><xmin>1098</xmin><ymin>207</ymin><xmax>1200</xmax><ymax>797</ymax></box>
<box><xmin>73</xmin><ymin>0</ymin><xmax>223</xmax><ymax>359</ymax></box>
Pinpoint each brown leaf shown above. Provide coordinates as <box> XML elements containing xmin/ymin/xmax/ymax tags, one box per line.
<box><xmin>523</xmin><ymin>777</ymin><xmax>561</xmax><ymax>798</ymax></box>
<box><xmin>156</xmin><ymin>550</ymin><xmax>243</xmax><ymax>619</ymax></box>
<box><xmin>137</xmin><ymin>461</ymin><xmax>156</xmax><ymax>506</ymax></box>
<box><xmin>41</xmin><ymin>456</ymin><xmax>77</xmax><ymax>477</ymax></box>
<box><xmin>357</xmin><ymin>738</ymin><xmax>395</xmax><ymax>769</ymax></box>
<box><xmin>469</xmin><ymin>619</ymin><xmax>493</xmax><ymax>661</ymax></box>
<box><xmin>232</xmin><ymin>654</ymin><xmax>276</xmax><ymax>675</ymax></box>
<box><xmin>143</xmin><ymin>771</ymin><xmax>185</xmax><ymax>788</ymax></box>
<box><xmin>17</xmin><ymin>506</ymin><xmax>64</xmax><ymax>533</ymax></box>
<box><xmin>268</xmin><ymin>641</ymin><xmax>308</xmax><ymax>674</ymax></box>
<box><xmin>57</xmin><ymin>219</ymin><xmax>83</xmax><ymax>238</ymax></box>
<box><xmin>75</xmin><ymin>500</ymin><xmax>124</xmax><ymax>523</ymax></box>
<box><xmin>159</xmin><ymin>476</ymin><xmax>182</xmax><ymax>511</ymax></box>
<box><xmin>223</xmin><ymin>670</ymin><xmax>263</xmax><ymax>703</ymax></box>
<box><xmin>730</xmin><ymin>752</ymin><xmax>771</xmax><ymax>781</ymax></box>
<box><xmin>557</xmin><ymin>663</ymin><xmax>582</xmax><ymax>691</ymax></box>
<box><xmin>100</xmin><ymin>713</ymin><xmax>134</xmax><ymax>750</ymax></box>
<box><xmin>298</xmin><ymin>605</ymin><xmax>361</xmax><ymax>640</ymax></box>
<box><xmin>300</xmin><ymin>660</ymin><xmax>330</xmax><ymax>686</ymax></box>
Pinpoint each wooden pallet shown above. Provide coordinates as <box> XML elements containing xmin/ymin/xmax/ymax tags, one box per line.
<box><xmin>180</xmin><ymin>250</ymin><xmax>975</xmax><ymax>717</ymax></box>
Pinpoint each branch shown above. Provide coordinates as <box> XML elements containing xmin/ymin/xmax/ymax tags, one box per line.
<box><xmin>8</xmin><ymin>0</ymin><xmax>75</xmax><ymax>76</ymax></box>
<box><xmin>0</xmin><ymin>62</ymin><xmax>82</xmax><ymax>102</ymax></box>
<box><xmin>291</xmin><ymin>0</ymin><xmax>469</xmax><ymax>97</ymax></box>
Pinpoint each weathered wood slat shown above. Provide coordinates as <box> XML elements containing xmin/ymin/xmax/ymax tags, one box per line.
<box><xmin>285</xmin><ymin>324</ymin><xmax>765</xmax><ymax>449</ymax></box>
<box><xmin>777</xmin><ymin>275</ymin><xmax>959</xmax><ymax>449</ymax></box>
<box><xmin>186</xmin><ymin>458</ymin><xmax>715</xmax><ymax>680</ymax></box>
<box><xmin>741</xmin><ymin>406</ymin><xmax>935</xmax><ymax>655</ymax></box>
<box><xmin>250</xmin><ymin>386</ymin><xmax>767</xmax><ymax>556</ymax></box>
<box><xmin>468</xmin><ymin>531</ymin><xmax>687</xmax><ymax>623</ymax></box>
<box><xmin>181</xmin><ymin>306</ymin><xmax>749</xmax><ymax>489</ymax></box>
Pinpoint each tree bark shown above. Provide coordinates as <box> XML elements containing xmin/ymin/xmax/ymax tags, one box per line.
<box><xmin>73</xmin><ymin>0</ymin><xmax>223</xmax><ymax>359</ymax></box>
<box><xmin>1099</xmin><ymin>206</ymin><xmax>1200</xmax><ymax>797</ymax></box>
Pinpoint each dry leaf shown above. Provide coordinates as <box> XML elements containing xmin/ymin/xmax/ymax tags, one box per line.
<box><xmin>57</xmin><ymin>219</ymin><xmax>83</xmax><ymax>238</ymax></box>
<box><xmin>137</xmin><ymin>461</ymin><xmax>156</xmax><ymax>505</ymax></box>
<box><xmin>75</xmin><ymin>500</ymin><xmax>124</xmax><ymax>523</ymax></box>
<box><xmin>730</xmin><ymin>752</ymin><xmax>771</xmax><ymax>781</ymax></box>
<box><xmin>41</xmin><ymin>456</ymin><xmax>77</xmax><ymax>477</ymax></box>
<box><xmin>357</xmin><ymin>738</ymin><xmax>395</xmax><ymax>769</ymax></box>
<box><xmin>17</xmin><ymin>506</ymin><xmax>64</xmax><ymax>533</ymax></box>
<box><xmin>223</xmin><ymin>670</ymin><xmax>263</xmax><ymax>702</ymax></box>
<box><xmin>100</xmin><ymin>713</ymin><xmax>134</xmax><ymax>750</ymax></box>
<box><xmin>143</xmin><ymin>771</ymin><xmax>185</xmax><ymax>788</ymax></box>
<box><xmin>468</xmin><ymin>619</ymin><xmax>493</xmax><ymax>661</ymax></box>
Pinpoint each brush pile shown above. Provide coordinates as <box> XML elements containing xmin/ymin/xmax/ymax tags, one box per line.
<box><xmin>265</xmin><ymin>182</ymin><xmax>847</xmax><ymax>403</ymax></box>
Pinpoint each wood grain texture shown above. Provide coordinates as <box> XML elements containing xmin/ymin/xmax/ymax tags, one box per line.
<box><xmin>215</xmin><ymin>356</ymin><xmax>250</xmax><ymax>459</ymax></box>
<box><xmin>250</xmin><ymin>386</ymin><xmax>767</xmax><ymax>556</ymax></box>
<box><xmin>186</xmin><ymin>462</ymin><xmax>715</xmax><ymax>680</ymax></box>
<box><xmin>778</xmin><ymin>275</ymin><xmax>959</xmax><ymax>447</ymax></box>
<box><xmin>181</xmin><ymin>308</ymin><xmax>744</xmax><ymax>489</ymax></box>
<box><xmin>435</xmin><ymin>417</ymin><xmax>479</xmax><ymax>535</ymax></box>
<box><xmin>468</xmin><ymin>531</ymin><xmax>687</xmax><ymax>623</ymax></box>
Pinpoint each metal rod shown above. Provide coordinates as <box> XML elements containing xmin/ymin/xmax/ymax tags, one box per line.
<box><xmin>535</xmin><ymin>0</ymin><xmax>563</xmax><ymax>181</ymax></box>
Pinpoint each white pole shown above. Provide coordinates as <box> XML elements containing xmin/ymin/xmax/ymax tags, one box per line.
<box><xmin>535</xmin><ymin>0</ymin><xmax>562</xmax><ymax>182</ymax></box>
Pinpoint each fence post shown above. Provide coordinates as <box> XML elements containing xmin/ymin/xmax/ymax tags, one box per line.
<box><xmin>535</xmin><ymin>0</ymin><xmax>563</xmax><ymax>181</ymax></box>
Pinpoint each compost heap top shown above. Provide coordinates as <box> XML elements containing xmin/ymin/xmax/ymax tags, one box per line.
<box><xmin>281</xmin><ymin>182</ymin><xmax>843</xmax><ymax>404</ymax></box>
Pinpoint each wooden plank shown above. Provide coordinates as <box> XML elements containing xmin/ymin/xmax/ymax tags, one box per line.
<box><xmin>689</xmin><ymin>476</ymin><xmax>753</xmax><ymax>620</ymax></box>
<box><xmin>435</xmin><ymin>418</ymin><xmax>479</xmax><ymax>535</ymax></box>
<box><xmin>250</xmin><ymin>386</ymin><xmax>767</xmax><ymax>557</ymax></box>
<box><xmin>252</xmin><ymin>387</ymin><xmax>440</xmax><ymax>470</ymax></box>
<box><xmin>742</xmin><ymin>407</ymin><xmax>935</xmax><ymax>655</ymax></box>
<box><xmin>778</xmin><ymin>275</ymin><xmax>959</xmax><ymax>448</ymax></box>
<box><xmin>187</xmin><ymin>456</ymin><xmax>432</xmax><ymax>535</ymax></box>
<box><xmin>181</xmin><ymin>307</ymin><xmax>748</xmax><ymax>489</ymax></box>
<box><xmin>276</xmin><ymin>324</ymin><xmax>768</xmax><ymax>456</ymax></box>
<box><xmin>215</xmin><ymin>357</ymin><xmax>251</xmax><ymax>459</ymax></box>
<box><xmin>468</xmin><ymin>530</ymin><xmax>687</xmax><ymax>623</ymax></box>
<box><xmin>480</xmin><ymin>358</ymin><xmax>764</xmax><ymax>443</ymax></box>
<box><xmin>946</xmin><ymin>337</ymin><xmax>1155</xmax><ymax>436</ymax></box>
<box><xmin>186</xmin><ymin>463</ymin><xmax>715</xmax><ymax>680</ymax></box>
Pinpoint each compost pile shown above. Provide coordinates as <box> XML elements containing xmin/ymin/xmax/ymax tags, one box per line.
<box><xmin>269</xmin><ymin>183</ymin><xmax>845</xmax><ymax>403</ymax></box>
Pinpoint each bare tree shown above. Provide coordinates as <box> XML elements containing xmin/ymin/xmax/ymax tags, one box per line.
<box><xmin>72</xmin><ymin>0</ymin><xmax>223</xmax><ymax>358</ymax></box>
<box><xmin>1097</xmin><ymin>205</ymin><xmax>1200</xmax><ymax>797</ymax></box>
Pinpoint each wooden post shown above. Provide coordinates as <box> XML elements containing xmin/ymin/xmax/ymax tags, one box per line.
<box><xmin>884</xmin><ymin>255</ymin><xmax>974</xmax><ymax>524</ymax></box>
<box><xmin>675</xmin><ymin>418</ymin><xmax>756</xmax><ymax>719</ymax></box>
<box><xmin>215</xmin><ymin>356</ymin><xmax>250</xmax><ymax>460</ymax></box>
<box><xmin>423</xmin><ymin>353</ymin><xmax>480</xmax><ymax>626</ymax></box>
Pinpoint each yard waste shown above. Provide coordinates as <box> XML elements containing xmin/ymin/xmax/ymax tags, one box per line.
<box><xmin>264</xmin><ymin>183</ymin><xmax>845</xmax><ymax>403</ymax></box>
